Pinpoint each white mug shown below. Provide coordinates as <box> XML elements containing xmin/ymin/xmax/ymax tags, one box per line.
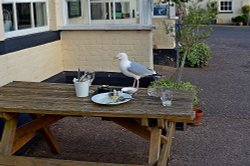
<box><xmin>74</xmin><ymin>79</ymin><xmax>90</xmax><ymax>97</ymax></box>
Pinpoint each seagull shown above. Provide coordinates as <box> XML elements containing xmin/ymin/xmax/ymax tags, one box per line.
<box><xmin>116</xmin><ymin>52</ymin><xmax>156</xmax><ymax>89</ymax></box>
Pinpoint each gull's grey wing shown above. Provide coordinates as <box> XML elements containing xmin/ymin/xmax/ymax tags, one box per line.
<box><xmin>127</xmin><ymin>61</ymin><xmax>155</xmax><ymax>76</ymax></box>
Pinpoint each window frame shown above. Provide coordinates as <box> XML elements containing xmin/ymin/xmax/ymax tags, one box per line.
<box><xmin>61</xmin><ymin>0</ymin><xmax>153</xmax><ymax>29</ymax></box>
<box><xmin>219</xmin><ymin>0</ymin><xmax>233</xmax><ymax>13</ymax></box>
<box><xmin>2</xmin><ymin>0</ymin><xmax>49</xmax><ymax>38</ymax></box>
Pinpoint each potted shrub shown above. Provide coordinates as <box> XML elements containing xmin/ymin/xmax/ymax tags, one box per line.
<box><xmin>148</xmin><ymin>77</ymin><xmax>203</xmax><ymax>125</ymax></box>
<box><xmin>232</xmin><ymin>15</ymin><xmax>247</xmax><ymax>26</ymax></box>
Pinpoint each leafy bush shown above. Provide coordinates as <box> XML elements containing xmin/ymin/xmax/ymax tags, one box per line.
<box><xmin>179</xmin><ymin>42</ymin><xmax>212</xmax><ymax>68</ymax></box>
<box><xmin>149</xmin><ymin>78</ymin><xmax>199</xmax><ymax>106</ymax></box>
<box><xmin>187</xmin><ymin>42</ymin><xmax>212</xmax><ymax>67</ymax></box>
<box><xmin>232</xmin><ymin>15</ymin><xmax>247</xmax><ymax>24</ymax></box>
<box><xmin>242</xmin><ymin>5</ymin><xmax>250</xmax><ymax>25</ymax></box>
<box><xmin>242</xmin><ymin>5</ymin><xmax>250</xmax><ymax>15</ymax></box>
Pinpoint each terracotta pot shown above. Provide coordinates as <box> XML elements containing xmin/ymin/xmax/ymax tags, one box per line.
<box><xmin>193</xmin><ymin>108</ymin><xmax>204</xmax><ymax>126</ymax></box>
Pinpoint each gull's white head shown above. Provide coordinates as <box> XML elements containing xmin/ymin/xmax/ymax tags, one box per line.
<box><xmin>116</xmin><ymin>52</ymin><xmax>129</xmax><ymax>61</ymax></box>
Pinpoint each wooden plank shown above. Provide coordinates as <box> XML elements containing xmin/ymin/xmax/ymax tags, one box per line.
<box><xmin>29</xmin><ymin>114</ymin><xmax>61</xmax><ymax>154</ymax></box>
<box><xmin>0</xmin><ymin>116</ymin><xmax>18</xmax><ymax>155</ymax></box>
<box><xmin>14</xmin><ymin>114</ymin><xmax>63</xmax><ymax>154</ymax></box>
<box><xmin>102</xmin><ymin>118</ymin><xmax>169</xmax><ymax>145</ymax></box>
<box><xmin>0</xmin><ymin>82</ymin><xmax>195</xmax><ymax>121</ymax></box>
<box><xmin>0</xmin><ymin>112</ymin><xmax>17</xmax><ymax>120</ymax></box>
<box><xmin>12</xmin><ymin>132</ymin><xmax>35</xmax><ymax>154</ymax></box>
<box><xmin>0</xmin><ymin>155</ymin><xmax>145</xmax><ymax>166</ymax></box>
<box><xmin>148</xmin><ymin>127</ymin><xmax>162</xmax><ymax>165</ymax></box>
<box><xmin>15</xmin><ymin>115</ymin><xmax>63</xmax><ymax>139</ymax></box>
<box><xmin>157</xmin><ymin>119</ymin><xmax>165</xmax><ymax>129</ymax></box>
<box><xmin>38</xmin><ymin>127</ymin><xmax>61</xmax><ymax>154</ymax></box>
<box><xmin>141</xmin><ymin>118</ymin><xmax>149</xmax><ymax>127</ymax></box>
<box><xmin>107</xmin><ymin>118</ymin><xmax>150</xmax><ymax>141</ymax></box>
<box><xmin>157</xmin><ymin>122</ymin><xmax>176</xmax><ymax>166</ymax></box>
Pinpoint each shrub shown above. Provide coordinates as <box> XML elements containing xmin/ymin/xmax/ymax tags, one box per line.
<box><xmin>232</xmin><ymin>15</ymin><xmax>247</xmax><ymax>25</ymax></box>
<box><xmin>187</xmin><ymin>42</ymin><xmax>212</xmax><ymax>67</ymax></box>
<box><xmin>179</xmin><ymin>42</ymin><xmax>212</xmax><ymax>68</ymax></box>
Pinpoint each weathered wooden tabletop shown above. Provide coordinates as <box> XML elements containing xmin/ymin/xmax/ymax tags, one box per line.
<box><xmin>0</xmin><ymin>81</ymin><xmax>195</xmax><ymax>122</ymax></box>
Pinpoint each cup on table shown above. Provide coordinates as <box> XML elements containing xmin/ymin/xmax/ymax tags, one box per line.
<box><xmin>73</xmin><ymin>79</ymin><xmax>90</xmax><ymax>97</ymax></box>
<box><xmin>160</xmin><ymin>90</ymin><xmax>173</xmax><ymax>106</ymax></box>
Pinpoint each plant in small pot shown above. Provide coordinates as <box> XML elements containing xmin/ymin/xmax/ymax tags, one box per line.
<box><xmin>232</xmin><ymin>15</ymin><xmax>247</xmax><ymax>26</ymax></box>
<box><xmin>148</xmin><ymin>77</ymin><xmax>203</xmax><ymax>126</ymax></box>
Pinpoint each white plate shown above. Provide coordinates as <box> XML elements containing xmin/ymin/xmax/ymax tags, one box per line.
<box><xmin>121</xmin><ymin>87</ymin><xmax>138</xmax><ymax>94</ymax></box>
<box><xmin>91</xmin><ymin>92</ymin><xmax>132</xmax><ymax>105</ymax></box>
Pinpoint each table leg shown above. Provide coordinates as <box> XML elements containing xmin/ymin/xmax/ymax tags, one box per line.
<box><xmin>157</xmin><ymin>122</ymin><xmax>176</xmax><ymax>166</ymax></box>
<box><xmin>0</xmin><ymin>115</ymin><xmax>18</xmax><ymax>155</ymax></box>
<box><xmin>148</xmin><ymin>127</ymin><xmax>162</xmax><ymax>165</ymax></box>
<box><xmin>29</xmin><ymin>114</ymin><xmax>62</xmax><ymax>154</ymax></box>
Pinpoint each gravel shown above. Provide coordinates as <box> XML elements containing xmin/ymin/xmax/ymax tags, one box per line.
<box><xmin>25</xmin><ymin>26</ymin><xmax>250</xmax><ymax>166</ymax></box>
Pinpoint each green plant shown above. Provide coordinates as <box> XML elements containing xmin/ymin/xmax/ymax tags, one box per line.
<box><xmin>149</xmin><ymin>78</ymin><xmax>199</xmax><ymax>107</ymax></box>
<box><xmin>232</xmin><ymin>15</ymin><xmax>247</xmax><ymax>25</ymax></box>
<box><xmin>207</xmin><ymin>0</ymin><xmax>218</xmax><ymax>23</ymax></box>
<box><xmin>242</xmin><ymin>5</ymin><xmax>250</xmax><ymax>25</ymax></box>
<box><xmin>166</xmin><ymin>1</ymin><xmax>215</xmax><ymax>83</ymax></box>
<box><xmin>183</xmin><ymin>42</ymin><xmax>212</xmax><ymax>67</ymax></box>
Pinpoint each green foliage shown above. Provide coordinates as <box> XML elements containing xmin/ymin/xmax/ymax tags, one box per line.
<box><xmin>168</xmin><ymin>0</ymin><xmax>189</xmax><ymax>5</ymax></box>
<box><xmin>181</xmin><ymin>42</ymin><xmax>212</xmax><ymax>67</ymax></box>
<box><xmin>242</xmin><ymin>5</ymin><xmax>250</xmax><ymax>15</ymax></box>
<box><xmin>232</xmin><ymin>15</ymin><xmax>247</xmax><ymax>24</ymax></box>
<box><xmin>242</xmin><ymin>5</ymin><xmax>250</xmax><ymax>25</ymax></box>
<box><xmin>149</xmin><ymin>78</ymin><xmax>199</xmax><ymax>106</ymax></box>
<box><xmin>207</xmin><ymin>0</ymin><xmax>218</xmax><ymax>22</ymax></box>
<box><xmin>164</xmin><ymin>1</ymin><xmax>215</xmax><ymax>82</ymax></box>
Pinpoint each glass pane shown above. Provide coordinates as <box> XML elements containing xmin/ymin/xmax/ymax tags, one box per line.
<box><xmin>16</xmin><ymin>3</ymin><xmax>31</xmax><ymax>29</ymax></box>
<box><xmin>2</xmin><ymin>3</ymin><xmax>15</xmax><ymax>32</ymax></box>
<box><xmin>91</xmin><ymin>2</ymin><xmax>109</xmax><ymax>20</ymax></box>
<box><xmin>113</xmin><ymin>2</ymin><xmax>131</xmax><ymax>19</ymax></box>
<box><xmin>33</xmin><ymin>2</ymin><xmax>47</xmax><ymax>27</ymax></box>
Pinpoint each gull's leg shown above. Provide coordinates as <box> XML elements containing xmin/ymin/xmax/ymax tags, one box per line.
<box><xmin>136</xmin><ymin>79</ymin><xmax>140</xmax><ymax>89</ymax></box>
<box><xmin>133</xmin><ymin>79</ymin><xmax>136</xmax><ymax>87</ymax></box>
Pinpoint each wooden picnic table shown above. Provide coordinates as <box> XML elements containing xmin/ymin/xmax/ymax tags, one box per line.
<box><xmin>0</xmin><ymin>81</ymin><xmax>194</xmax><ymax>166</ymax></box>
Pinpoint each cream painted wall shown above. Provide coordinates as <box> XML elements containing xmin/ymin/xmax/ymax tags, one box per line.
<box><xmin>152</xmin><ymin>18</ymin><xmax>175</xmax><ymax>49</ymax></box>
<box><xmin>191</xmin><ymin>0</ymin><xmax>250</xmax><ymax>24</ymax></box>
<box><xmin>0</xmin><ymin>4</ymin><xmax>4</xmax><ymax>41</ymax></box>
<box><xmin>0</xmin><ymin>41</ymin><xmax>63</xmax><ymax>86</ymax></box>
<box><xmin>48</xmin><ymin>0</ymin><xmax>58</xmax><ymax>31</ymax></box>
<box><xmin>61</xmin><ymin>30</ymin><xmax>153</xmax><ymax>72</ymax></box>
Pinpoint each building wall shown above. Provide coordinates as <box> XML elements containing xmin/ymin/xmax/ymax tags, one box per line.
<box><xmin>0</xmin><ymin>4</ymin><xmax>4</xmax><ymax>41</ymax></box>
<box><xmin>152</xmin><ymin>18</ymin><xmax>175</xmax><ymax>49</ymax></box>
<box><xmin>61</xmin><ymin>30</ymin><xmax>153</xmax><ymax>72</ymax></box>
<box><xmin>0</xmin><ymin>41</ymin><xmax>63</xmax><ymax>86</ymax></box>
<box><xmin>217</xmin><ymin>0</ymin><xmax>242</xmax><ymax>24</ymax></box>
<box><xmin>48</xmin><ymin>0</ymin><xmax>58</xmax><ymax>31</ymax></box>
<box><xmin>195</xmin><ymin>0</ymin><xmax>250</xmax><ymax>24</ymax></box>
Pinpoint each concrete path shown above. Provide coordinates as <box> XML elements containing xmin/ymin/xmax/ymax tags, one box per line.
<box><xmin>169</xmin><ymin>26</ymin><xmax>250</xmax><ymax>166</ymax></box>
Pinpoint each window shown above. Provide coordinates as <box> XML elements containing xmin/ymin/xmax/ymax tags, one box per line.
<box><xmin>2</xmin><ymin>0</ymin><xmax>48</xmax><ymax>38</ymax></box>
<box><xmin>219</xmin><ymin>0</ymin><xmax>232</xmax><ymax>12</ymax></box>
<box><xmin>63</xmin><ymin>0</ymin><xmax>152</xmax><ymax>26</ymax></box>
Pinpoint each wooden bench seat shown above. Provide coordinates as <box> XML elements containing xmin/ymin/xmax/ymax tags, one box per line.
<box><xmin>0</xmin><ymin>155</ymin><xmax>145</xmax><ymax>166</ymax></box>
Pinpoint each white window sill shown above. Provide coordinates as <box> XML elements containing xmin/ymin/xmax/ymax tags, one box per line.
<box><xmin>59</xmin><ymin>24</ymin><xmax>155</xmax><ymax>31</ymax></box>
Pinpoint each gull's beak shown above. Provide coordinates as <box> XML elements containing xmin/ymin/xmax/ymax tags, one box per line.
<box><xmin>113</xmin><ymin>55</ymin><xmax>118</xmax><ymax>60</ymax></box>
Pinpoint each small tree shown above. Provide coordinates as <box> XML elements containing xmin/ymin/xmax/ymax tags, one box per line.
<box><xmin>242</xmin><ymin>5</ymin><xmax>250</xmax><ymax>26</ymax></box>
<box><xmin>166</xmin><ymin>1</ymin><xmax>215</xmax><ymax>83</ymax></box>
